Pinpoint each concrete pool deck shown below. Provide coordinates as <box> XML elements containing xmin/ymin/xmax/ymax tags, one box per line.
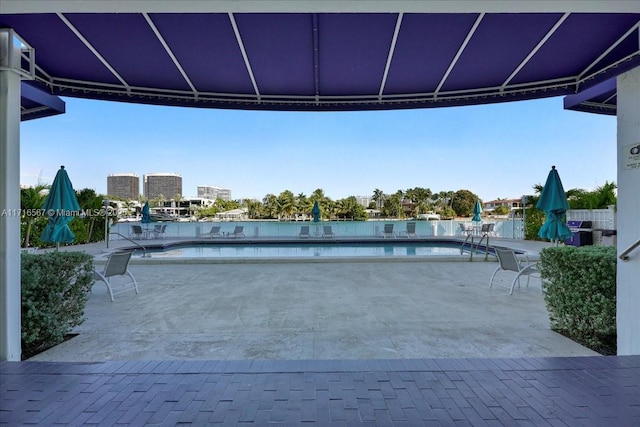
<box><xmin>32</xmin><ymin>237</ymin><xmax>596</xmax><ymax>362</ymax></box>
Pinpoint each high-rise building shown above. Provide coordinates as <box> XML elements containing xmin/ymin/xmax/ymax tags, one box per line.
<box><xmin>197</xmin><ymin>185</ymin><xmax>231</xmax><ymax>201</ymax></box>
<box><xmin>107</xmin><ymin>173</ymin><xmax>139</xmax><ymax>200</ymax></box>
<box><xmin>144</xmin><ymin>173</ymin><xmax>182</xmax><ymax>200</ymax></box>
<box><xmin>355</xmin><ymin>196</ymin><xmax>372</xmax><ymax>208</ymax></box>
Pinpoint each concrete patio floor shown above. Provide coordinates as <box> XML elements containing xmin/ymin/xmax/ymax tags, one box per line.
<box><xmin>29</xmin><ymin>237</ymin><xmax>598</xmax><ymax>362</ymax></box>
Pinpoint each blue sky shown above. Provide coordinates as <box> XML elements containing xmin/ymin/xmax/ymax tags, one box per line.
<box><xmin>20</xmin><ymin>96</ymin><xmax>616</xmax><ymax>202</ymax></box>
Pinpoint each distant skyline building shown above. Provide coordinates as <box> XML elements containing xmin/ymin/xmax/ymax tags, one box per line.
<box><xmin>355</xmin><ymin>196</ymin><xmax>372</xmax><ymax>208</ymax></box>
<box><xmin>144</xmin><ymin>173</ymin><xmax>182</xmax><ymax>200</ymax></box>
<box><xmin>107</xmin><ymin>173</ymin><xmax>139</xmax><ymax>200</ymax></box>
<box><xmin>197</xmin><ymin>185</ymin><xmax>231</xmax><ymax>201</ymax></box>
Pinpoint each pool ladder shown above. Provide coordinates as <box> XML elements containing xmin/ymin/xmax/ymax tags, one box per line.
<box><xmin>461</xmin><ymin>233</ymin><xmax>491</xmax><ymax>261</ymax></box>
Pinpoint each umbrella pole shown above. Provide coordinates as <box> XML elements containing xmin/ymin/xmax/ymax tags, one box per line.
<box><xmin>105</xmin><ymin>198</ymin><xmax>109</xmax><ymax>249</ymax></box>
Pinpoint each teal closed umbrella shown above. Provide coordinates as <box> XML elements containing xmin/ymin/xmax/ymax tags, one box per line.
<box><xmin>472</xmin><ymin>200</ymin><xmax>482</xmax><ymax>222</ymax></box>
<box><xmin>311</xmin><ymin>201</ymin><xmax>321</xmax><ymax>237</ymax></box>
<box><xmin>141</xmin><ymin>201</ymin><xmax>151</xmax><ymax>234</ymax></box>
<box><xmin>40</xmin><ymin>166</ymin><xmax>81</xmax><ymax>248</ymax></box>
<box><xmin>312</xmin><ymin>201</ymin><xmax>321</xmax><ymax>223</ymax></box>
<box><xmin>141</xmin><ymin>202</ymin><xmax>151</xmax><ymax>223</ymax></box>
<box><xmin>536</xmin><ymin>166</ymin><xmax>573</xmax><ymax>244</ymax></box>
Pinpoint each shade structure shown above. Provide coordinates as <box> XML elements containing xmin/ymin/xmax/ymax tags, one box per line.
<box><xmin>1</xmin><ymin>9</ymin><xmax>638</xmax><ymax>114</ymax></box>
<box><xmin>472</xmin><ymin>200</ymin><xmax>483</xmax><ymax>222</ymax></box>
<box><xmin>536</xmin><ymin>166</ymin><xmax>573</xmax><ymax>243</ymax></box>
<box><xmin>141</xmin><ymin>202</ymin><xmax>151</xmax><ymax>224</ymax></box>
<box><xmin>312</xmin><ymin>201</ymin><xmax>321</xmax><ymax>223</ymax></box>
<box><xmin>40</xmin><ymin>166</ymin><xmax>80</xmax><ymax>246</ymax></box>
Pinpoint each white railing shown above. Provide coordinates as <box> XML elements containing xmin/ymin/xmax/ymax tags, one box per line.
<box><xmin>109</xmin><ymin>219</ymin><xmax>525</xmax><ymax>240</ymax></box>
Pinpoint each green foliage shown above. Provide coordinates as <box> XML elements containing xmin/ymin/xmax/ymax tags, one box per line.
<box><xmin>567</xmin><ymin>181</ymin><xmax>617</xmax><ymax>209</ymax></box>
<box><xmin>451</xmin><ymin>189</ymin><xmax>479</xmax><ymax>217</ymax></box>
<box><xmin>69</xmin><ymin>217</ymin><xmax>89</xmax><ymax>244</ymax></box>
<box><xmin>382</xmin><ymin>192</ymin><xmax>404</xmax><ymax>218</ymax></box>
<box><xmin>404</xmin><ymin>187</ymin><xmax>432</xmax><ymax>205</ymax></box>
<box><xmin>21</xmin><ymin>252</ymin><xmax>94</xmax><ymax>358</ymax></box>
<box><xmin>539</xmin><ymin>246</ymin><xmax>616</xmax><ymax>353</ymax></box>
<box><xmin>439</xmin><ymin>206</ymin><xmax>456</xmax><ymax>220</ymax></box>
<box><xmin>524</xmin><ymin>207</ymin><xmax>545</xmax><ymax>241</ymax></box>
<box><xmin>20</xmin><ymin>187</ymin><xmax>113</xmax><ymax>247</ymax></box>
<box><xmin>76</xmin><ymin>188</ymin><xmax>108</xmax><ymax>243</ymax></box>
<box><xmin>335</xmin><ymin>196</ymin><xmax>368</xmax><ymax>220</ymax></box>
<box><xmin>372</xmin><ymin>188</ymin><xmax>385</xmax><ymax>209</ymax></box>
<box><xmin>20</xmin><ymin>185</ymin><xmax>48</xmax><ymax>248</ymax></box>
<box><xmin>492</xmin><ymin>205</ymin><xmax>510</xmax><ymax>215</ymax></box>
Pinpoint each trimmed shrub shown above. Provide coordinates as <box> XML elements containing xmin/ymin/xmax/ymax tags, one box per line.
<box><xmin>539</xmin><ymin>245</ymin><xmax>616</xmax><ymax>353</ymax></box>
<box><xmin>21</xmin><ymin>251</ymin><xmax>94</xmax><ymax>358</ymax></box>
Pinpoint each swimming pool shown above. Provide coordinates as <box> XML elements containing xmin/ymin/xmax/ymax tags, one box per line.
<box><xmin>131</xmin><ymin>241</ymin><xmax>497</xmax><ymax>259</ymax></box>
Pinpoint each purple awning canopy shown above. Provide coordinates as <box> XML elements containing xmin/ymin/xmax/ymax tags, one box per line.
<box><xmin>20</xmin><ymin>82</ymin><xmax>65</xmax><ymax>121</ymax></box>
<box><xmin>563</xmin><ymin>78</ymin><xmax>617</xmax><ymax>116</ymax></box>
<box><xmin>2</xmin><ymin>11</ymin><xmax>638</xmax><ymax>113</ymax></box>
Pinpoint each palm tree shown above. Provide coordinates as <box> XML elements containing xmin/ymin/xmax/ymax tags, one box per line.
<box><xmin>393</xmin><ymin>190</ymin><xmax>405</xmax><ymax>219</ymax></box>
<box><xmin>434</xmin><ymin>190</ymin><xmax>454</xmax><ymax>212</ymax></box>
<box><xmin>372</xmin><ymin>188</ymin><xmax>385</xmax><ymax>209</ymax></box>
<box><xmin>123</xmin><ymin>200</ymin><xmax>135</xmax><ymax>218</ymax></box>
<box><xmin>262</xmin><ymin>194</ymin><xmax>279</xmax><ymax>219</ymax></box>
<box><xmin>244</xmin><ymin>198</ymin><xmax>263</xmax><ymax>219</ymax></box>
<box><xmin>311</xmin><ymin>188</ymin><xmax>325</xmax><ymax>201</ymax></box>
<box><xmin>20</xmin><ymin>185</ymin><xmax>48</xmax><ymax>248</ymax></box>
<box><xmin>295</xmin><ymin>192</ymin><xmax>311</xmax><ymax>218</ymax></box>
<box><xmin>336</xmin><ymin>196</ymin><xmax>366</xmax><ymax>220</ymax></box>
<box><xmin>406</xmin><ymin>187</ymin><xmax>432</xmax><ymax>208</ymax></box>
<box><xmin>277</xmin><ymin>190</ymin><xmax>295</xmax><ymax>220</ymax></box>
<box><xmin>153</xmin><ymin>194</ymin><xmax>166</xmax><ymax>208</ymax></box>
<box><xmin>76</xmin><ymin>188</ymin><xmax>107</xmax><ymax>243</ymax></box>
<box><xmin>566</xmin><ymin>181</ymin><xmax>617</xmax><ymax>209</ymax></box>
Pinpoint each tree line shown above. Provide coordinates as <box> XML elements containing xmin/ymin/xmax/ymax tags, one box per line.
<box><xmin>19</xmin><ymin>182</ymin><xmax>617</xmax><ymax>247</ymax></box>
<box><xmin>189</xmin><ymin>187</ymin><xmax>481</xmax><ymax>221</ymax></box>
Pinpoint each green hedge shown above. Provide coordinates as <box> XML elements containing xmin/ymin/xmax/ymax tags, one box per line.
<box><xmin>21</xmin><ymin>251</ymin><xmax>94</xmax><ymax>358</ymax></box>
<box><xmin>539</xmin><ymin>245</ymin><xmax>616</xmax><ymax>353</ymax></box>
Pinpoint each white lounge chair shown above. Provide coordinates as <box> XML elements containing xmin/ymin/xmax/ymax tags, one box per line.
<box><xmin>93</xmin><ymin>251</ymin><xmax>139</xmax><ymax>302</ymax></box>
<box><xmin>489</xmin><ymin>248</ymin><xmax>540</xmax><ymax>294</ymax></box>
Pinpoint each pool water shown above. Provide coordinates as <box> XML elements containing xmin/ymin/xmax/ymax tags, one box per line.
<box><xmin>137</xmin><ymin>242</ymin><xmax>492</xmax><ymax>258</ymax></box>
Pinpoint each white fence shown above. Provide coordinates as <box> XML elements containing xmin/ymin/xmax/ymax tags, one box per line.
<box><xmin>567</xmin><ymin>206</ymin><xmax>616</xmax><ymax>230</ymax></box>
<box><xmin>110</xmin><ymin>219</ymin><xmax>525</xmax><ymax>240</ymax></box>
<box><xmin>566</xmin><ymin>206</ymin><xmax>616</xmax><ymax>246</ymax></box>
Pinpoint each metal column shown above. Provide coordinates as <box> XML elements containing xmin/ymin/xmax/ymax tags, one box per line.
<box><xmin>0</xmin><ymin>29</ymin><xmax>23</xmax><ymax>361</ymax></box>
